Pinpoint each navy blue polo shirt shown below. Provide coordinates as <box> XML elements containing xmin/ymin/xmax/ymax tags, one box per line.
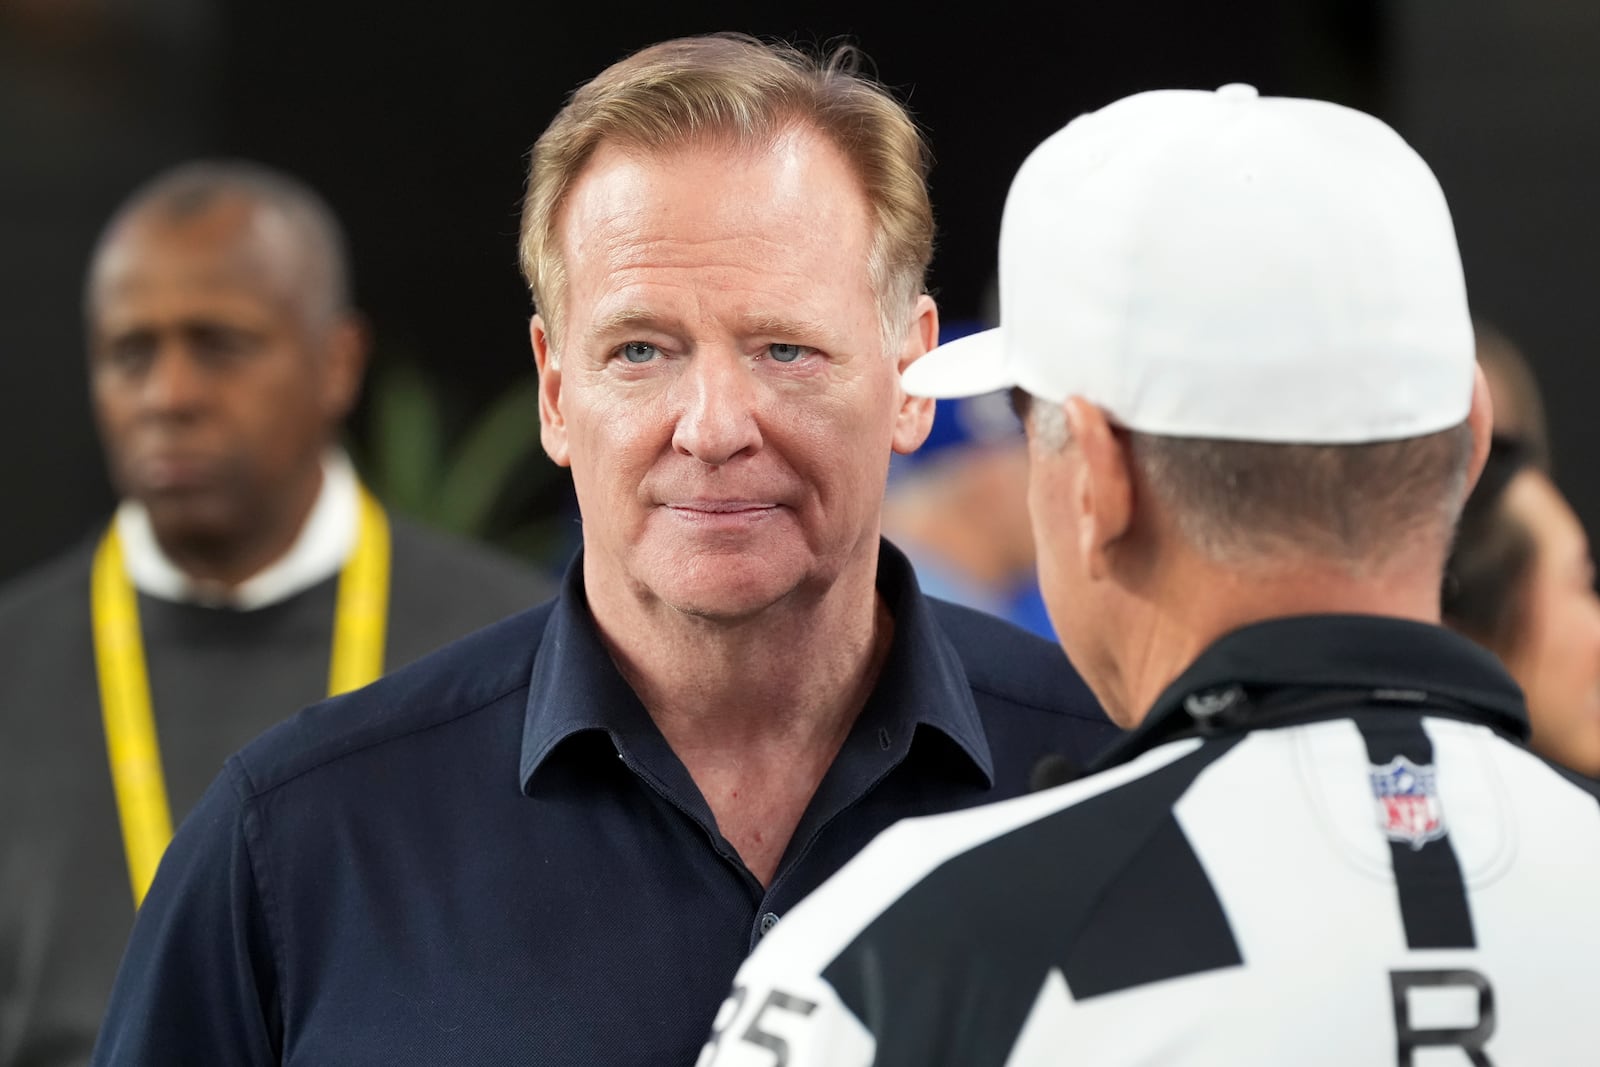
<box><xmin>92</xmin><ymin>542</ymin><xmax>1115</xmax><ymax>1066</ymax></box>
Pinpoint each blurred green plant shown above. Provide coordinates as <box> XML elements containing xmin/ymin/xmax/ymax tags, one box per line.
<box><xmin>350</xmin><ymin>360</ymin><xmax>572</xmax><ymax>569</ymax></box>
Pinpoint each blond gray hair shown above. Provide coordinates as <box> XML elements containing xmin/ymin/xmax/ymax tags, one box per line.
<box><xmin>519</xmin><ymin>34</ymin><xmax>933</xmax><ymax>357</ymax></box>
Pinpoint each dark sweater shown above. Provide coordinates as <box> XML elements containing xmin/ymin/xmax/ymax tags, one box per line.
<box><xmin>0</xmin><ymin>517</ymin><xmax>552</xmax><ymax>1067</ymax></box>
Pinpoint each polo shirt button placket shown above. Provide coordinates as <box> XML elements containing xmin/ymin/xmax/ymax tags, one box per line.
<box><xmin>758</xmin><ymin>912</ymin><xmax>781</xmax><ymax>937</ymax></box>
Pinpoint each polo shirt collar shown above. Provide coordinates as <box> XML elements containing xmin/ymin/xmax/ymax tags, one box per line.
<box><xmin>519</xmin><ymin>540</ymin><xmax>994</xmax><ymax>792</ymax></box>
<box><xmin>1102</xmin><ymin>613</ymin><xmax>1529</xmax><ymax>768</ymax></box>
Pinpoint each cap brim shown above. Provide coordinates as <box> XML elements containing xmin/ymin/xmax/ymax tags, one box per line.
<box><xmin>901</xmin><ymin>327</ymin><xmax>1015</xmax><ymax>398</ymax></box>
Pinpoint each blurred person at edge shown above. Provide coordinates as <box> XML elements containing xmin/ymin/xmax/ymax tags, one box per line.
<box><xmin>1445</xmin><ymin>328</ymin><xmax>1600</xmax><ymax>777</ymax></box>
<box><xmin>0</xmin><ymin>161</ymin><xmax>550</xmax><ymax>1067</ymax></box>
<box><xmin>701</xmin><ymin>85</ymin><xmax>1600</xmax><ymax>1066</ymax></box>
<box><xmin>883</xmin><ymin>319</ymin><xmax>1052</xmax><ymax>638</ymax></box>
<box><xmin>1474</xmin><ymin>321</ymin><xmax>1550</xmax><ymax>470</ymax></box>
<box><xmin>88</xmin><ymin>35</ymin><xmax>1115</xmax><ymax>1066</ymax></box>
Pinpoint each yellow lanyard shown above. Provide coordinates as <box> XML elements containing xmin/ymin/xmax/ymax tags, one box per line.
<box><xmin>91</xmin><ymin>486</ymin><xmax>391</xmax><ymax>906</ymax></box>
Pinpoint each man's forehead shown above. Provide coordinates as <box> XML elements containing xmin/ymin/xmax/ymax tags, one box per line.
<box><xmin>91</xmin><ymin>200</ymin><xmax>309</xmax><ymax>318</ymax></box>
<box><xmin>554</xmin><ymin>129</ymin><xmax>874</xmax><ymax>316</ymax></box>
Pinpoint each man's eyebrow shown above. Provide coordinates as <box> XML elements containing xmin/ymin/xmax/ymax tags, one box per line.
<box><xmin>588</xmin><ymin>310</ymin><xmax>837</xmax><ymax>345</ymax></box>
<box><xmin>741</xmin><ymin>314</ymin><xmax>834</xmax><ymax>342</ymax></box>
<box><xmin>588</xmin><ymin>307</ymin><xmax>677</xmax><ymax>339</ymax></box>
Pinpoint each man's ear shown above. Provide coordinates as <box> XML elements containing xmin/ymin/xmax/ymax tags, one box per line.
<box><xmin>320</xmin><ymin>311</ymin><xmax>369</xmax><ymax>425</ymax></box>
<box><xmin>890</xmin><ymin>293</ymin><xmax>939</xmax><ymax>455</ymax></box>
<box><xmin>530</xmin><ymin>314</ymin><xmax>571</xmax><ymax>468</ymax></box>
<box><xmin>1063</xmin><ymin>397</ymin><xmax>1133</xmax><ymax>581</ymax></box>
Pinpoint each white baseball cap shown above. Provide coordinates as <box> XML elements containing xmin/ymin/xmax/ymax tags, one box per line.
<box><xmin>903</xmin><ymin>84</ymin><xmax>1476</xmax><ymax>443</ymax></box>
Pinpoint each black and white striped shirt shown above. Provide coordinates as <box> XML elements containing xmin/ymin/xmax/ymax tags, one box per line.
<box><xmin>700</xmin><ymin>615</ymin><xmax>1600</xmax><ymax>1066</ymax></box>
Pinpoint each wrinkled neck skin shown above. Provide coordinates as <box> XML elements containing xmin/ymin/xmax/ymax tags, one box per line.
<box><xmin>587</xmin><ymin>537</ymin><xmax>890</xmax><ymax>745</ymax></box>
<box><xmin>1100</xmin><ymin>544</ymin><xmax>1449</xmax><ymax>730</ymax></box>
<box><xmin>584</xmin><ymin>539</ymin><xmax>894</xmax><ymax>885</ymax></box>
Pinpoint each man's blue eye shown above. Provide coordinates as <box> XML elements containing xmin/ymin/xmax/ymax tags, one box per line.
<box><xmin>621</xmin><ymin>342</ymin><xmax>658</xmax><ymax>364</ymax></box>
<box><xmin>770</xmin><ymin>343</ymin><xmax>805</xmax><ymax>363</ymax></box>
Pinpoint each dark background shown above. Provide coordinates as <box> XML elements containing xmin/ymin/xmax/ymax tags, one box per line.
<box><xmin>3</xmin><ymin>0</ymin><xmax>1596</xmax><ymax>583</ymax></box>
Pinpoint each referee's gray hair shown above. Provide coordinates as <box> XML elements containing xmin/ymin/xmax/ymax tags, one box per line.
<box><xmin>1027</xmin><ymin>397</ymin><xmax>1070</xmax><ymax>453</ymax></box>
<box><xmin>88</xmin><ymin>159</ymin><xmax>354</xmax><ymax>328</ymax></box>
<box><xmin>1020</xmin><ymin>389</ymin><xmax>1474</xmax><ymax>566</ymax></box>
<box><xmin>1131</xmin><ymin>427</ymin><xmax>1475</xmax><ymax>566</ymax></box>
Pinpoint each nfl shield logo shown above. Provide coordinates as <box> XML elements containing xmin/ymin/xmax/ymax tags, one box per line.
<box><xmin>1369</xmin><ymin>756</ymin><xmax>1446</xmax><ymax>850</ymax></box>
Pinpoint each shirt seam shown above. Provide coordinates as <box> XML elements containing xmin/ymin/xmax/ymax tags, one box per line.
<box><xmin>236</xmin><ymin>675</ymin><xmax>533</xmax><ymax>801</ymax></box>
<box><xmin>966</xmin><ymin>681</ymin><xmax>1108</xmax><ymax>723</ymax></box>
<box><xmin>229</xmin><ymin>758</ymin><xmax>291</xmax><ymax>1053</ymax></box>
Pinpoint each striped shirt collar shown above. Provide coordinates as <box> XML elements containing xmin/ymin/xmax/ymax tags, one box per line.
<box><xmin>1099</xmin><ymin>614</ymin><xmax>1529</xmax><ymax>769</ymax></box>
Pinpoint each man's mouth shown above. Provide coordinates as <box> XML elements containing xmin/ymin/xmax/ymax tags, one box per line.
<box><xmin>129</xmin><ymin>451</ymin><xmax>219</xmax><ymax>493</ymax></box>
<box><xmin>668</xmin><ymin>499</ymin><xmax>777</xmax><ymax>514</ymax></box>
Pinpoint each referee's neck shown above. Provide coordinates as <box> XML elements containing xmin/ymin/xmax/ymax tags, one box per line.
<box><xmin>1104</xmin><ymin>549</ymin><xmax>1447</xmax><ymax>729</ymax></box>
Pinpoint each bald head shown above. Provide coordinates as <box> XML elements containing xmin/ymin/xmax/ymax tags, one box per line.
<box><xmin>87</xmin><ymin>160</ymin><xmax>352</xmax><ymax>330</ymax></box>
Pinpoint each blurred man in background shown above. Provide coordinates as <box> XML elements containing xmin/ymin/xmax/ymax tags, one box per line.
<box><xmin>0</xmin><ymin>160</ymin><xmax>549</xmax><ymax>1067</ymax></box>
<box><xmin>882</xmin><ymin>322</ymin><xmax>1052</xmax><ymax>638</ymax></box>
<box><xmin>1474</xmin><ymin>321</ymin><xmax>1551</xmax><ymax>470</ymax></box>
<box><xmin>706</xmin><ymin>85</ymin><xmax>1600</xmax><ymax>1065</ymax></box>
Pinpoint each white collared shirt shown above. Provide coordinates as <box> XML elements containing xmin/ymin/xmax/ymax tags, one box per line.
<box><xmin>115</xmin><ymin>451</ymin><xmax>361</xmax><ymax>611</ymax></box>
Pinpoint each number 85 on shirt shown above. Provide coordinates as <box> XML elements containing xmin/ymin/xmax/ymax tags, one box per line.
<box><xmin>698</xmin><ymin>978</ymin><xmax>871</xmax><ymax>1067</ymax></box>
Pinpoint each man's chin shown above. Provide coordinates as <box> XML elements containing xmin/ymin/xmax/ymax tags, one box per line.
<box><xmin>649</xmin><ymin>556</ymin><xmax>818</xmax><ymax>624</ymax></box>
<box><xmin>138</xmin><ymin>493</ymin><xmax>247</xmax><ymax>555</ymax></box>
<box><xmin>662</xmin><ymin>582</ymin><xmax>796</xmax><ymax>624</ymax></box>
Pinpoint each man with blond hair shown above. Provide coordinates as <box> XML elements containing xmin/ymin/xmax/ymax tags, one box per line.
<box><xmin>91</xmin><ymin>35</ymin><xmax>1114</xmax><ymax>1064</ymax></box>
<box><xmin>703</xmin><ymin>85</ymin><xmax>1600</xmax><ymax>1065</ymax></box>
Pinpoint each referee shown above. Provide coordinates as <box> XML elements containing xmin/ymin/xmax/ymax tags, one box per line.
<box><xmin>698</xmin><ymin>85</ymin><xmax>1600</xmax><ymax>1066</ymax></box>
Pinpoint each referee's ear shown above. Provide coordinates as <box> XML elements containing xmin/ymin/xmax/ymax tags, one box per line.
<box><xmin>1063</xmin><ymin>397</ymin><xmax>1132</xmax><ymax>583</ymax></box>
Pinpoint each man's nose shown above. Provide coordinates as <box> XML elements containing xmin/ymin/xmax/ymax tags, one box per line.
<box><xmin>140</xmin><ymin>346</ymin><xmax>209</xmax><ymax>416</ymax></box>
<box><xmin>670</xmin><ymin>351</ymin><xmax>764</xmax><ymax>465</ymax></box>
